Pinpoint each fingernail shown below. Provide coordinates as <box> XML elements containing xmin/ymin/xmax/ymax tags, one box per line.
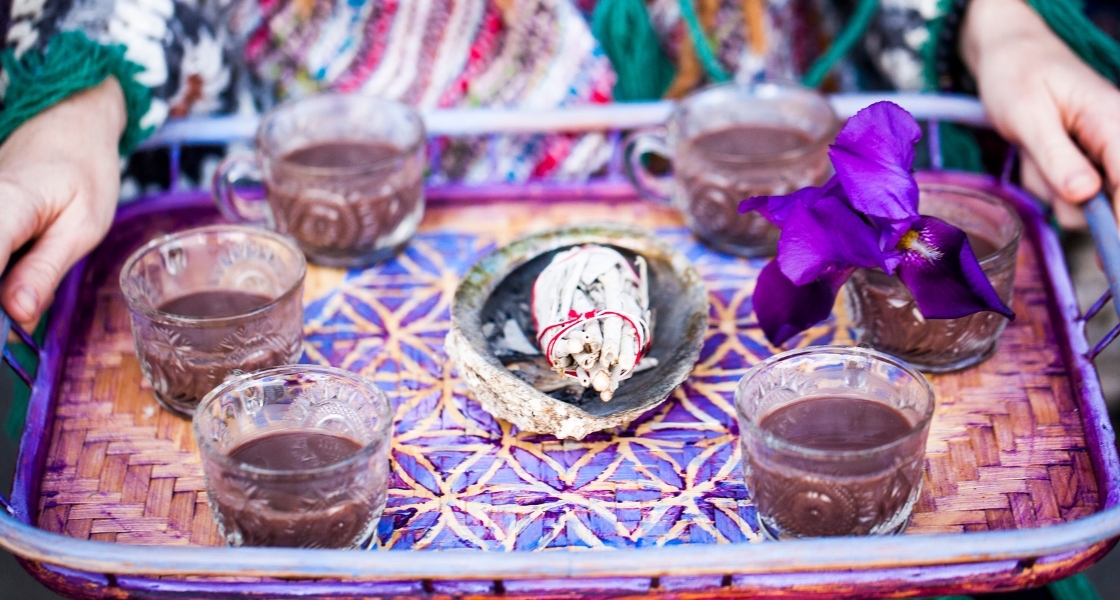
<box><xmin>1065</xmin><ymin>171</ymin><xmax>1097</xmax><ymax>196</ymax></box>
<box><xmin>12</xmin><ymin>286</ymin><xmax>39</xmax><ymax>319</ymax></box>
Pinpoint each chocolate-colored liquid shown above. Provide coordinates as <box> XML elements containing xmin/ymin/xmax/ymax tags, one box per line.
<box><xmin>966</xmin><ymin>233</ymin><xmax>998</xmax><ymax>260</ymax></box>
<box><xmin>216</xmin><ymin>430</ymin><xmax>376</xmax><ymax>548</ymax></box>
<box><xmin>150</xmin><ymin>291</ymin><xmax>291</xmax><ymax>407</ymax></box>
<box><xmin>760</xmin><ymin>396</ymin><xmax>911</xmax><ymax>450</ymax></box>
<box><xmin>692</xmin><ymin>124</ymin><xmax>814</xmax><ymax>158</ymax></box>
<box><xmin>847</xmin><ymin>231</ymin><xmax>1013</xmax><ymax>370</ymax></box>
<box><xmin>678</xmin><ymin>124</ymin><xmax>826</xmax><ymax>256</ymax></box>
<box><xmin>268</xmin><ymin>139</ymin><xmax>423</xmax><ymax>263</ymax></box>
<box><xmin>283</xmin><ymin>139</ymin><xmax>398</xmax><ymax>169</ymax></box>
<box><xmin>749</xmin><ymin>395</ymin><xmax>921</xmax><ymax>537</ymax></box>
<box><xmin>230</xmin><ymin>430</ymin><xmax>363</xmax><ymax>470</ymax></box>
<box><xmin>159</xmin><ymin>290</ymin><xmax>272</xmax><ymax>318</ymax></box>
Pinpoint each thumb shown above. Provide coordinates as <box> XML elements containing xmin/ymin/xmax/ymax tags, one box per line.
<box><xmin>1064</xmin><ymin>81</ymin><xmax>1120</xmax><ymax>223</ymax></box>
<box><xmin>0</xmin><ymin>181</ymin><xmax>47</xmax><ymax>322</ymax></box>
<box><xmin>1020</xmin><ymin>154</ymin><xmax>1088</xmax><ymax>229</ymax></box>
<box><xmin>1</xmin><ymin>199</ymin><xmax>109</xmax><ymax>327</ymax></box>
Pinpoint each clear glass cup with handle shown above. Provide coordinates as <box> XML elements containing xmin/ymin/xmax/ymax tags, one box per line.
<box><xmin>623</xmin><ymin>82</ymin><xmax>838</xmax><ymax>257</ymax></box>
<box><xmin>120</xmin><ymin>225</ymin><xmax>306</xmax><ymax>417</ymax></box>
<box><xmin>213</xmin><ymin>93</ymin><xmax>426</xmax><ymax>268</ymax></box>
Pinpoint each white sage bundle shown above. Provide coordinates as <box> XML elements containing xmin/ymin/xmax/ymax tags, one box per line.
<box><xmin>532</xmin><ymin>245</ymin><xmax>653</xmax><ymax>401</ymax></box>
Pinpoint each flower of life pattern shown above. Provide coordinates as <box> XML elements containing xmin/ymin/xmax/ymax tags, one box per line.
<box><xmin>302</xmin><ymin>227</ymin><xmax>847</xmax><ymax>551</ymax></box>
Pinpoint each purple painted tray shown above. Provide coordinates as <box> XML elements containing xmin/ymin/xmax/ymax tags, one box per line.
<box><xmin>2</xmin><ymin>168</ymin><xmax>1119</xmax><ymax>599</ymax></box>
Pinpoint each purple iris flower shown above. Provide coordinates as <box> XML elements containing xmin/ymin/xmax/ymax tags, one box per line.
<box><xmin>830</xmin><ymin>101</ymin><xmax>923</xmax><ymax>227</ymax></box>
<box><xmin>739</xmin><ymin>101</ymin><xmax>1014</xmax><ymax>346</ymax></box>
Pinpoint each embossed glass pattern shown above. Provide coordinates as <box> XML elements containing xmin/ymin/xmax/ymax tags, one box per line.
<box><xmin>215</xmin><ymin>93</ymin><xmax>426</xmax><ymax>268</ymax></box>
<box><xmin>735</xmin><ymin>346</ymin><xmax>934</xmax><ymax>540</ymax></box>
<box><xmin>120</xmin><ymin>225</ymin><xmax>306</xmax><ymax>417</ymax></box>
<box><xmin>625</xmin><ymin>83</ymin><xmax>838</xmax><ymax>257</ymax></box>
<box><xmin>845</xmin><ymin>184</ymin><xmax>1022</xmax><ymax>372</ymax></box>
<box><xmin>194</xmin><ymin>365</ymin><xmax>392</xmax><ymax>549</ymax></box>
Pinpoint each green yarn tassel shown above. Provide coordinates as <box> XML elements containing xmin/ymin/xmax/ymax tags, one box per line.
<box><xmin>1026</xmin><ymin>0</ymin><xmax>1120</xmax><ymax>85</ymax></box>
<box><xmin>922</xmin><ymin>0</ymin><xmax>956</xmax><ymax>91</ymax></box>
<box><xmin>1048</xmin><ymin>573</ymin><xmax>1102</xmax><ymax>600</ymax></box>
<box><xmin>916</xmin><ymin>0</ymin><xmax>982</xmax><ymax>173</ymax></box>
<box><xmin>802</xmin><ymin>0</ymin><xmax>880</xmax><ymax>88</ymax></box>
<box><xmin>0</xmin><ymin>30</ymin><xmax>154</xmax><ymax>156</ymax></box>
<box><xmin>592</xmin><ymin>0</ymin><xmax>676</xmax><ymax>101</ymax></box>
<box><xmin>938</xmin><ymin>121</ymin><xmax>985</xmax><ymax>173</ymax></box>
<box><xmin>679</xmin><ymin>0</ymin><xmax>731</xmax><ymax>83</ymax></box>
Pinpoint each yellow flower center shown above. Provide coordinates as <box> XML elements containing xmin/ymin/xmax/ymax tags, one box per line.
<box><xmin>896</xmin><ymin>230</ymin><xmax>942</xmax><ymax>262</ymax></box>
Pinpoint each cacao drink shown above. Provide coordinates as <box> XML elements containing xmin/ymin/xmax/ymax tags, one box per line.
<box><xmin>625</xmin><ymin>83</ymin><xmax>838</xmax><ymax>257</ymax></box>
<box><xmin>845</xmin><ymin>184</ymin><xmax>1022</xmax><ymax>373</ymax></box>
<box><xmin>194</xmin><ymin>366</ymin><xmax>392</xmax><ymax>550</ymax></box>
<box><xmin>121</xmin><ymin>226</ymin><xmax>306</xmax><ymax>418</ymax></box>
<box><xmin>210</xmin><ymin>430</ymin><xmax>377</xmax><ymax>548</ymax></box>
<box><xmin>146</xmin><ymin>290</ymin><xmax>297</xmax><ymax>411</ymax></box>
<box><xmin>214</xmin><ymin>94</ymin><xmax>426</xmax><ymax>268</ymax></box>
<box><xmin>265</xmin><ymin>139</ymin><xmax>424</xmax><ymax>266</ymax></box>
<box><xmin>748</xmin><ymin>395</ymin><xmax>921</xmax><ymax>537</ymax></box>
<box><xmin>735</xmin><ymin>347</ymin><xmax>934</xmax><ymax>540</ymax></box>
<box><xmin>676</xmin><ymin>123</ymin><xmax>830</xmax><ymax>256</ymax></box>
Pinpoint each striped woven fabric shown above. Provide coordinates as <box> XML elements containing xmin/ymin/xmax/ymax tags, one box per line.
<box><xmin>240</xmin><ymin>0</ymin><xmax>618</xmax><ymax>182</ymax></box>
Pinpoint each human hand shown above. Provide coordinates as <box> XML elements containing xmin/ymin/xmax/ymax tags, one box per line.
<box><xmin>961</xmin><ymin>0</ymin><xmax>1120</xmax><ymax>229</ymax></box>
<box><xmin>0</xmin><ymin>78</ymin><xmax>126</xmax><ymax>330</ymax></box>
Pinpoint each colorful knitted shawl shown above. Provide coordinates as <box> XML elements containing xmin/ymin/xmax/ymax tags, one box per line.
<box><xmin>2</xmin><ymin>0</ymin><xmax>1118</xmax><ymax>181</ymax></box>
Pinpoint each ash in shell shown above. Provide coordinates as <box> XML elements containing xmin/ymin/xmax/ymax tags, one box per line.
<box><xmin>532</xmin><ymin>245</ymin><xmax>656</xmax><ymax>401</ymax></box>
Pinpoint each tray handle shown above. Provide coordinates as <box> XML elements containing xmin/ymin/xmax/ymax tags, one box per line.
<box><xmin>0</xmin><ymin>308</ymin><xmax>39</xmax><ymax>516</ymax></box>
<box><xmin>1081</xmin><ymin>192</ymin><xmax>1120</xmax><ymax>359</ymax></box>
<box><xmin>0</xmin><ymin>310</ymin><xmax>37</xmax><ymax>388</ymax></box>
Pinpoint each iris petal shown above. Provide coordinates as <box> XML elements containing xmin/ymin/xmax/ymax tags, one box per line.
<box><xmin>896</xmin><ymin>216</ymin><xmax>1014</xmax><ymax>319</ymax></box>
<box><xmin>739</xmin><ymin>177</ymin><xmax>841</xmax><ymax>225</ymax></box>
<box><xmin>754</xmin><ymin>261</ymin><xmax>853</xmax><ymax>346</ymax></box>
<box><xmin>830</xmin><ymin>102</ymin><xmax>922</xmax><ymax>223</ymax></box>
<box><xmin>777</xmin><ymin>192</ymin><xmax>887</xmax><ymax>285</ymax></box>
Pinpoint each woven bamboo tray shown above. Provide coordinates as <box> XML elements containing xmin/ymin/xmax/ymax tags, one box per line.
<box><xmin>1</xmin><ymin>166</ymin><xmax>1118</xmax><ymax>599</ymax></box>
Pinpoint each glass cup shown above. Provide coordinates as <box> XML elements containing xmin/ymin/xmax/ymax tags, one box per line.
<box><xmin>213</xmin><ymin>93</ymin><xmax>427</xmax><ymax>268</ymax></box>
<box><xmin>194</xmin><ymin>365</ymin><xmax>392</xmax><ymax>549</ymax></box>
<box><xmin>623</xmin><ymin>82</ymin><xmax>838</xmax><ymax>257</ymax></box>
<box><xmin>845</xmin><ymin>183</ymin><xmax>1023</xmax><ymax>372</ymax></box>
<box><xmin>120</xmin><ymin>225</ymin><xmax>306</xmax><ymax>417</ymax></box>
<box><xmin>735</xmin><ymin>346</ymin><xmax>934</xmax><ymax>540</ymax></box>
